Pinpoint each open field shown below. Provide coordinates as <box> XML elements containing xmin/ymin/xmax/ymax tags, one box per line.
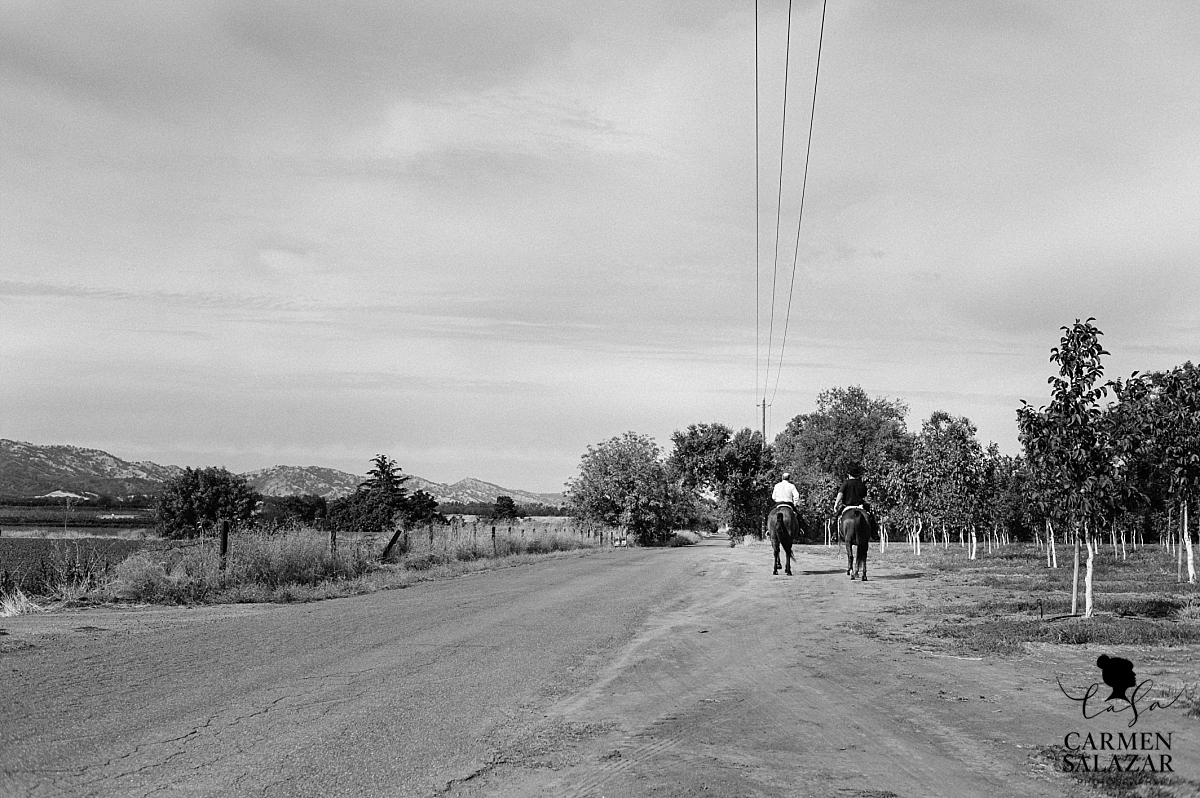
<box><xmin>0</xmin><ymin>504</ymin><xmax>155</xmax><ymax>529</ymax></box>
<box><xmin>4</xmin><ymin>537</ymin><xmax>1199</xmax><ymax>797</ymax></box>
<box><xmin>0</xmin><ymin>536</ymin><xmax>160</xmax><ymax>598</ymax></box>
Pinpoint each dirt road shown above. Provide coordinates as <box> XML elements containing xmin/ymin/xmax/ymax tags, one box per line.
<box><xmin>3</xmin><ymin>539</ymin><xmax>1197</xmax><ymax>797</ymax></box>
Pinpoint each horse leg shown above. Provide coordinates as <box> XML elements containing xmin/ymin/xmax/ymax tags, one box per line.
<box><xmin>772</xmin><ymin>535</ymin><xmax>780</xmax><ymax>575</ymax></box>
<box><xmin>854</xmin><ymin>528</ymin><xmax>873</xmax><ymax>578</ymax></box>
<box><xmin>784</xmin><ymin>539</ymin><xmax>793</xmax><ymax>576</ymax></box>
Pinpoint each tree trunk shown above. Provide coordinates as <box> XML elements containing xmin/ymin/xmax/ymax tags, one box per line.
<box><xmin>1179</xmin><ymin>505</ymin><xmax>1186</xmax><ymax>582</ymax></box>
<box><xmin>1049</xmin><ymin>520</ymin><xmax>1058</xmax><ymax>569</ymax></box>
<box><xmin>1071</xmin><ymin>527</ymin><xmax>1080</xmax><ymax>616</ymax></box>
<box><xmin>1083</xmin><ymin>523</ymin><xmax>1095</xmax><ymax>619</ymax></box>
<box><xmin>1185</xmin><ymin>501</ymin><xmax>1196</xmax><ymax>584</ymax></box>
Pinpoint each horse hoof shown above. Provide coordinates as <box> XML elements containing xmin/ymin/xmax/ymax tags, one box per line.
<box><xmin>785</xmin><ymin>570</ymin><xmax>792</xmax><ymax>576</ymax></box>
<box><xmin>862</xmin><ymin>576</ymin><xmax>868</xmax><ymax>582</ymax></box>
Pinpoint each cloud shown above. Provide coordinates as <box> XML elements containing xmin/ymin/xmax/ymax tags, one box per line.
<box><xmin>3</xmin><ymin>0</ymin><xmax>1198</xmax><ymax>488</ymax></box>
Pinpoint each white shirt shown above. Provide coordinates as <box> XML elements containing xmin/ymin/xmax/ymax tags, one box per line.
<box><xmin>772</xmin><ymin>480</ymin><xmax>800</xmax><ymax>505</ymax></box>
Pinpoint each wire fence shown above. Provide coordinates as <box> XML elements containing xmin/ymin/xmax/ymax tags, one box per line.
<box><xmin>379</xmin><ymin>517</ymin><xmax>617</xmax><ymax>561</ymax></box>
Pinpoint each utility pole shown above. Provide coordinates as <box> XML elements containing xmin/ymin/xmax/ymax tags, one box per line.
<box><xmin>761</xmin><ymin>399</ymin><xmax>767</xmax><ymax>447</ymax></box>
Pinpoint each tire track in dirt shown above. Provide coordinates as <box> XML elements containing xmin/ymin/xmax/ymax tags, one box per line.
<box><xmin>454</xmin><ymin>541</ymin><xmax>1080</xmax><ymax>797</ymax></box>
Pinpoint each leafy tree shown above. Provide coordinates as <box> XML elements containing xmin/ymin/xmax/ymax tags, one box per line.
<box><xmin>492</xmin><ymin>495</ymin><xmax>520</xmax><ymax>521</ymax></box>
<box><xmin>403</xmin><ymin>489</ymin><xmax>444</xmax><ymax>525</ymax></box>
<box><xmin>668</xmin><ymin>423</ymin><xmax>734</xmax><ymax>494</ymax></box>
<box><xmin>720</xmin><ymin>429</ymin><xmax>775</xmax><ymax>537</ymax></box>
<box><xmin>327</xmin><ymin>454</ymin><xmax>413</xmax><ymax>536</ymax></box>
<box><xmin>1111</xmin><ymin>363</ymin><xmax>1200</xmax><ymax>579</ymax></box>
<box><xmin>905</xmin><ymin>411</ymin><xmax>984</xmax><ymax>538</ymax></box>
<box><xmin>1018</xmin><ymin>318</ymin><xmax>1115</xmax><ymax>616</ymax></box>
<box><xmin>983</xmin><ymin>450</ymin><xmax>1035</xmax><ymax>542</ymax></box>
<box><xmin>774</xmin><ymin>386</ymin><xmax>913</xmax><ymax>532</ymax></box>
<box><xmin>361</xmin><ymin>454</ymin><xmax>409</xmax><ymax>496</ymax></box>
<box><xmin>668</xmin><ymin>424</ymin><xmax>774</xmax><ymax>537</ymax></box>
<box><xmin>156</xmin><ymin>466</ymin><xmax>260</xmax><ymax>538</ymax></box>
<box><xmin>326</xmin><ymin>489</ymin><xmax>401</xmax><ymax>536</ymax></box>
<box><xmin>259</xmin><ymin>494</ymin><xmax>327</xmax><ymax>530</ymax></box>
<box><xmin>567</xmin><ymin>432</ymin><xmax>676</xmax><ymax>545</ymax></box>
<box><xmin>773</xmin><ymin>386</ymin><xmax>911</xmax><ymax>481</ymax></box>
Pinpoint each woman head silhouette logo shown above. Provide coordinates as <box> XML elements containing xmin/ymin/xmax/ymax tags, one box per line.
<box><xmin>1096</xmin><ymin>655</ymin><xmax>1137</xmax><ymax>702</ymax></box>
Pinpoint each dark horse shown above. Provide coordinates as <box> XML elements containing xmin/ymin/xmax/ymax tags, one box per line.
<box><xmin>839</xmin><ymin>508</ymin><xmax>870</xmax><ymax>581</ymax></box>
<box><xmin>768</xmin><ymin>504</ymin><xmax>800</xmax><ymax>576</ymax></box>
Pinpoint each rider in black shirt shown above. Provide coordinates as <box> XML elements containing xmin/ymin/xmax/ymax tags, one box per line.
<box><xmin>834</xmin><ymin>465</ymin><xmax>876</xmax><ymax>535</ymax></box>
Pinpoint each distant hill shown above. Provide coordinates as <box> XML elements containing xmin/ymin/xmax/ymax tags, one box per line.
<box><xmin>404</xmin><ymin>475</ymin><xmax>564</xmax><ymax>508</ymax></box>
<box><xmin>0</xmin><ymin>438</ymin><xmax>182</xmax><ymax>497</ymax></box>
<box><xmin>0</xmin><ymin>439</ymin><xmax>564</xmax><ymax>507</ymax></box>
<box><xmin>241</xmin><ymin>465</ymin><xmax>362</xmax><ymax>499</ymax></box>
<box><xmin>246</xmin><ymin>466</ymin><xmax>563</xmax><ymax>507</ymax></box>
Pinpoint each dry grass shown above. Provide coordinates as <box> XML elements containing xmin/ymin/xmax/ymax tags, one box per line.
<box><xmin>1</xmin><ymin>522</ymin><xmax>607</xmax><ymax>608</ymax></box>
<box><xmin>0</xmin><ymin>589</ymin><xmax>43</xmax><ymax>618</ymax></box>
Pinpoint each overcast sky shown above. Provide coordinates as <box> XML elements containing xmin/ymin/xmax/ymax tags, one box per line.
<box><xmin>2</xmin><ymin>1</ymin><xmax>1197</xmax><ymax>492</ymax></box>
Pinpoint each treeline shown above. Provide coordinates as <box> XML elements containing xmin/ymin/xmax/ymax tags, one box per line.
<box><xmin>152</xmin><ymin>455</ymin><xmax>547</xmax><ymax>538</ymax></box>
<box><xmin>437</xmin><ymin>501</ymin><xmax>567</xmax><ymax>517</ymax></box>
<box><xmin>566</xmin><ymin>319</ymin><xmax>1199</xmax><ymax>560</ymax></box>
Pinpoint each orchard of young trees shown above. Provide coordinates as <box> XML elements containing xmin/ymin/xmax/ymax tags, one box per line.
<box><xmin>566</xmin><ymin>319</ymin><xmax>1199</xmax><ymax>577</ymax></box>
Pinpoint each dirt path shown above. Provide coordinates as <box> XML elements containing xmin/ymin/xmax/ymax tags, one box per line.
<box><xmin>446</xmin><ymin>540</ymin><xmax>1200</xmax><ymax>797</ymax></box>
<box><xmin>3</xmin><ymin>540</ymin><xmax>1197</xmax><ymax>797</ymax></box>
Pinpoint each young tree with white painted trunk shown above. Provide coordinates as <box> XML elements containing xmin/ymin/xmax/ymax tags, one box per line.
<box><xmin>1018</xmin><ymin>319</ymin><xmax>1117</xmax><ymax>618</ymax></box>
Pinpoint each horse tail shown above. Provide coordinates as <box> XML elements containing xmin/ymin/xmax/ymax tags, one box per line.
<box><xmin>775</xmin><ymin>510</ymin><xmax>784</xmax><ymax>537</ymax></box>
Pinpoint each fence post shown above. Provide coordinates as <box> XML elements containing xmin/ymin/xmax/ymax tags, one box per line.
<box><xmin>492</xmin><ymin>523</ymin><xmax>497</xmax><ymax>556</ymax></box>
<box><xmin>218</xmin><ymin>519</ymin><xmax>230</xmax><ymax>571</ymax></box>
<box><xmin>329</xmin><ymin>525</ymin><xmax>338</xmax><ymax>555</ymax></box>
<box><xmin>381</xmin><ymin>524</ymin><xmax>405</xmax><ymax>562</ymax></box>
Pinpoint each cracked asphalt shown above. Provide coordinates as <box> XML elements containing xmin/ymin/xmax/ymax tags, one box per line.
<box><xmin>1</xmin><ymin>546</ymin><xmax>667</xmax><ymax>797</ymax></box>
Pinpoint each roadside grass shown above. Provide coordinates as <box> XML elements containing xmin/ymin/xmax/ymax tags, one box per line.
<box><xmin>858</xmin><ymin>542</ymin><xmax>1200</xmax><ymax>655</ymax></box>
<box><xmin>1</xmin><ymin>525</ymin><xmax>606</xmax><ymax>608</ymax></box>
<box><xmin>1037</xmin><ymin>744</ymin><xmax>1196</xmax><ymax>798</ymax></box>
<box><xmin>0</xmin><ymin>589</ymin><xmax>43</xmax><ymax>618</ymax></box>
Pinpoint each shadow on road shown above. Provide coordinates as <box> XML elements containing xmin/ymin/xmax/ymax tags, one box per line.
<box><xmin>799</xmin><ymin>568</ymin><xmax>845</xmax><ymax>575</ymax></box>
<box><xmin>868</xmin><ymin>572</ymin><xmax>926</xmax><ymax>580</ymax></box>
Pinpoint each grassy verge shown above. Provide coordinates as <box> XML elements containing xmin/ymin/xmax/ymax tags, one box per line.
<box><xmin>861</xmin><ymin>543</ymin><xmax>1200</xmax><ymax>655</ymax></box>
<box><xmin>0</xmin><ymin>528</ymin><xmax>603</xmax><ymax>611</ymax></box>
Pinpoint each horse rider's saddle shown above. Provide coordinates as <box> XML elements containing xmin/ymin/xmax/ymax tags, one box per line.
<box><xmin>838</xmin><ymin>504</ymin><xmax>866</xmax><ymax>521</ymax></box>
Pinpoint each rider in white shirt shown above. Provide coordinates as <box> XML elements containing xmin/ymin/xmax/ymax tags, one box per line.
<box><xmin>772</xmin><ymin>472</ymin><xmax>801</xmax><ymax>509</ymax></box>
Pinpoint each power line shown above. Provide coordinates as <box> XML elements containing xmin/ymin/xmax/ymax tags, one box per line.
<box><xmin>769</xmin><ymin>0</ymin><xmax>827</xmax><ymax>406</ymax></box>
<box><xmin>763</xmin><ymin>0</ymin><xmax>794</xmax><ymax>402</ymax></box>
<box><xmin>754</xmin><ymin>0</ymin><xmax>761</xmax><ymax>424</ymax></box>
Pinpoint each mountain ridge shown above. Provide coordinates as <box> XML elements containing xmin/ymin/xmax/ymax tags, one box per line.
<box><xmin>0</xmin><ymin>439</ymin><xmax>564</xmax><ymax>507</ymax></box>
